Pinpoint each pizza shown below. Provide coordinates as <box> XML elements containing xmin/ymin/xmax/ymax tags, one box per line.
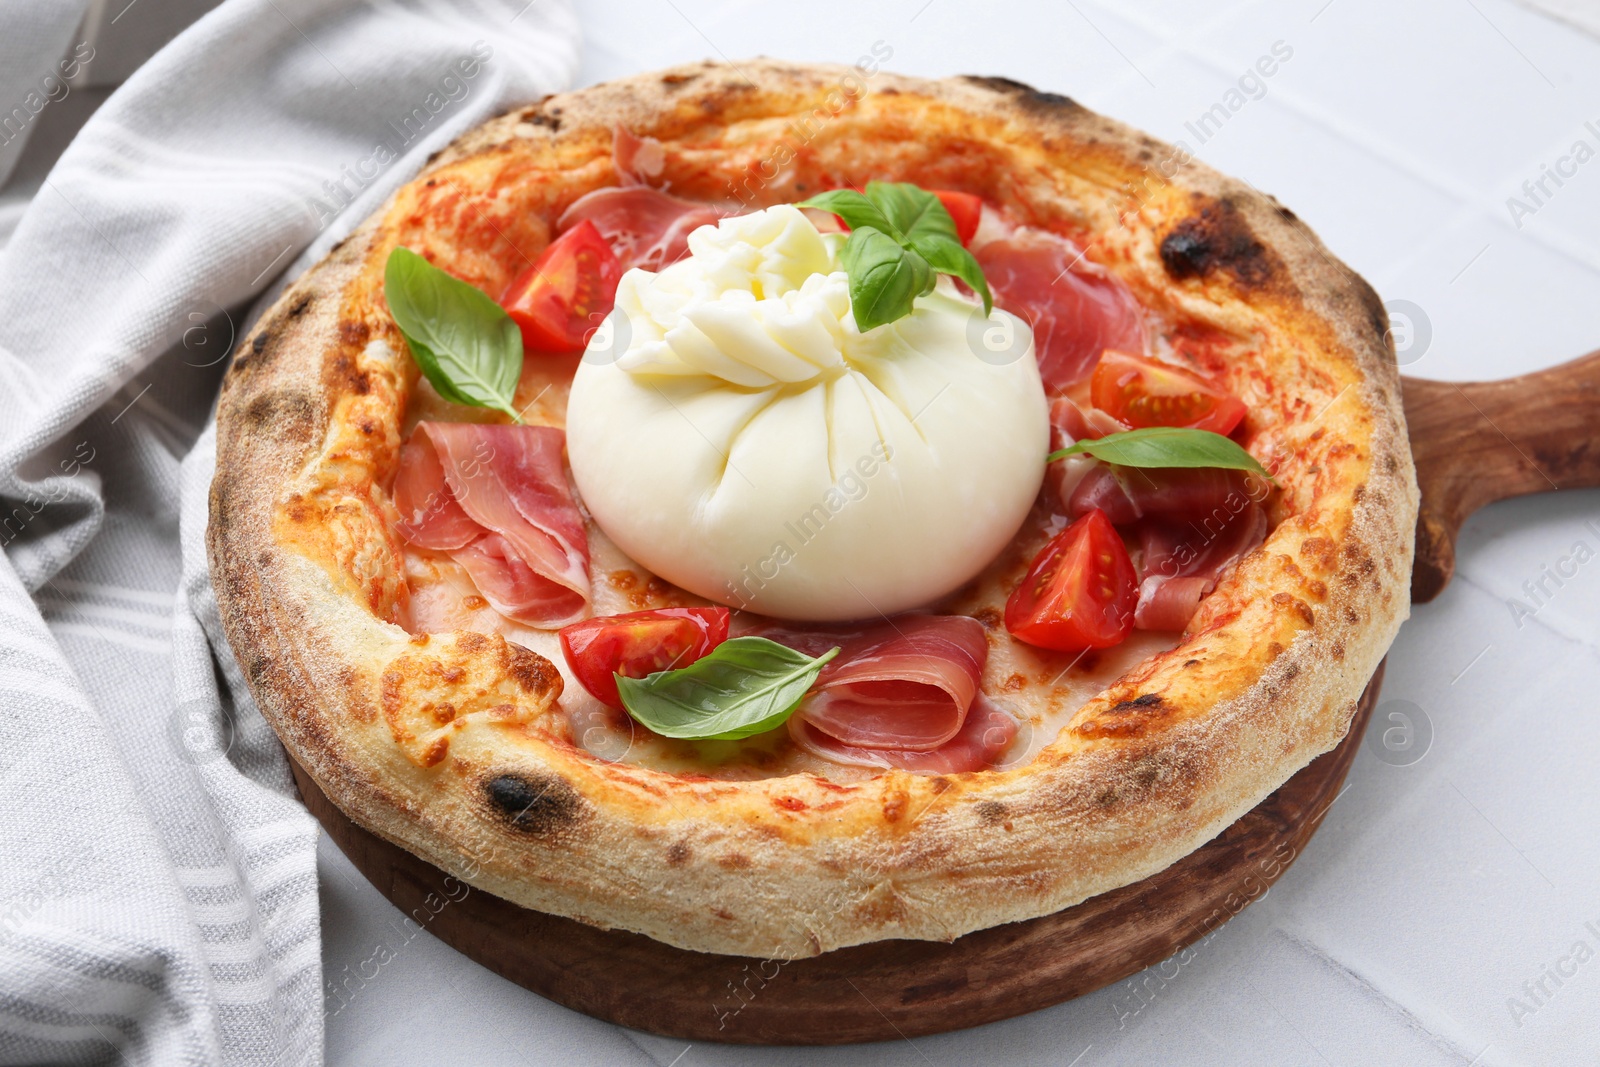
<box><xmin>208</xmin><ymin>59</ymin><xmax>1417</xmax><ymax>959</ymax></box>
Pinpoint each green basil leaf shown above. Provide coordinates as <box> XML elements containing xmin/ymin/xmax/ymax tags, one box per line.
<box><xmin>866</xmin><ymin>181</ymin><xmax>960</xmax><ymax>246</ymax></box>
<box><xmin>1047</xmin><ymin>426</ymin><xmax>1274</xmax><ymax>479</ymax></box>
<box><xmin>797</xmin><ymin>189</ymin><xmax>895</xmax><ymax>236</ymax></box>
<box><xmin>839</xmin><ymin>226</ymin><xmax>935</xmax><ymax>332</ymax></box>
<box><xmin>616</xmin><ymin>637</ymin><xmax>841</xmax><ymax>740</ymax></box>
<box><xmin>799</xmin><ymin>182</ymin><xmax>993</xmax><ymax>332</ymax></box>
<box><xmin>910</xmin><ymin>234</ymin><xmax>993</xmax><ymax>314</ymax></box>
<box><xmin>384</xmin><ymin>247</ymin><xmax>524</xmax><ymax>422</ymax></box>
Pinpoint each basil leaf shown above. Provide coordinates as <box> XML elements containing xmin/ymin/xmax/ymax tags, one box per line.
<box><xmin>384</xmin><ymin>247</ymin><xmax>524</xmax><ymax>422</ymax></box>
<box><xmin>798</xmin><ymin>189</ymin><xmax>895</xmax><ymax>236</ymax></box>
<box><xmin>797</xmin><ymin>182</ymin><xmax>993</xmax><ymax>332</ymax></box>
<box><xmin>1047</xmin><ymin>427</ymin><xmax>1273</xmax><ymax>479</ymax></box>
<box><xmin>840</xmin><ymin>227</ymin><xmax>936</xmax><ymax>332</ymax></box>
<box><xmin>617</xmin><ymin>637</ymin><xmax>841</xmax><ymax>741</ymax></box>
<box><xmin>866</xmin><ymin>181</ymin><xmax>959</xmax><ymax>246</ymax></box>
<box><xmin>910</xmin><ymin>233</ymin><xmax>993</xmax><ymax>314</ymax></box>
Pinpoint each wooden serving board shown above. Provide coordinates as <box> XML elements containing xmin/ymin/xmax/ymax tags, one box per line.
<box><xmin>294</xmin><ymin>353</ymin><xmax>1600</xmax><ymax>1044</ymax></box>
<box><xmin>294</xmin><ymin>668</ymin><xmax>1377</xmax><ymax>1044</ymax></box>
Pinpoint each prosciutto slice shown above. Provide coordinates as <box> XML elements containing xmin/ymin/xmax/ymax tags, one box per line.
<box><xmin>393</xmin><ymin>422</ymin><xmax>590</xmax><ymax>626</ymax></box>
<box><xmin>1047</xmin><ymin>396</ymin><xmax>1129</xmax><ymax>506</ymax></box>
<box><xmin>764</xmin><ymin>617</ymin><xmax>998</xmax><ymax>758</ymax></box>
<box><xmin>975</xmin><ymin>229</ymin><xmax>1146</xmax><ymax>391</ymax></box>
<box><xmin>1130</xmin><ymin>499</ymin><xmax>1268</xmax><ymax>631</ymax></box>
<box><xmin>394</xmin><ymin>436</ymin><xmax>480</xmax><ymax>550</ymax></box>
<box><xmin>611</xmin><ymin>125</ymin><xmax>666</xmax><ymax>186</ymax></box>
<box><xmin>1066</xmin><ymin>464</ymin><xmax>1257</xmax><ymax>526</ymax></box>
<box><xmin>557</xmin><ymin>187</ymin><xmax>724</xmax><ymax>272</ymax></box>
<box><xmin>789</xmin><ymin>695</ymin><xmax>1019</xmax><ymax>774</ymax></box>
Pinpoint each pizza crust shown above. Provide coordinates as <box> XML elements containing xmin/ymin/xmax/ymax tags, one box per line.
<box><xmin>209</xmin><ymin>60</ymin><xmax>1416</xmax><ymax>957</ymax></box>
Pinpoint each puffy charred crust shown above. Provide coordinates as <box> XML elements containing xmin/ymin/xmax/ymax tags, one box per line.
<box><xmin>242</xmin><ymin>389</ymin><xmax>320</xmax><ymax>446</ymax></box>
<box><xmin>485</xmin><ymin>773</ymin><xmax>588</xmax><ymax>835</ymax></box>
<box><xmin>506</xmin><ymin>642</ymin><xmax>562</xmax><ymax>695</ymax></box>
<box><xmin>959</xmin><ymin>75</ymin><xmax>1082</xmax><ymax>115</ymax></box>
<box><xmin>1160</xmin><ymin>196</ymin><xmax>1280</xmax><ymax>289</ymax></box>
<box><xmin>207</xmin><ymin>59</ymin><xmax>1417</xmax><ymax>958</ymax></box>
<box><xmin>1073</xmin><ymin>693</ymin><xmax>1176</xmax><ymax>740</ymax></box>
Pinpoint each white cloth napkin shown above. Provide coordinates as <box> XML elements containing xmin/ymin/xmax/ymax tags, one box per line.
<box><xmin>0</xmin><ymin>1</ymin><xmax>579</xmax><ymax>1063</ymax></box>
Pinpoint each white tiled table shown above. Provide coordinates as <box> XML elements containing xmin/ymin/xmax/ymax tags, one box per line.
<box><xmin>321</xmin><ymin>2</ymin><xmax>1600</xmax><ymax>1063</ymax></box>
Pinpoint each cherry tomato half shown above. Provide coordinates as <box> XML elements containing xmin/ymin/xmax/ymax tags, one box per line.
<box><xmin>558</xmin><ymin>607</ymin><xmax>730</xmax><ymax>710</ymax></box>
<box><xmin>500</xmin><ymin>219</ymin><xmax>623</xmax><ymax>354</ymax></box>
<box><xmin>1005</xmin><ymin>510</ymin><xmax>1138</xmax><ymax>652</ymax></box>
<box><xmin>1090</xmin><ymin>350</ymin><xmax>1248</xmax><ymax>435</ymax></box>
<box><xmin>932</xmin><ymin>189</ymin><xmax>983</xmax><ymax>245</ymax></box>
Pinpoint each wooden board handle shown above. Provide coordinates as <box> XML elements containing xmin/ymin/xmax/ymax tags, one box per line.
<box><xmin>1403</xmin><ymin>350</ymin><xmax>1600</xmax><ymax>602</ymax></box>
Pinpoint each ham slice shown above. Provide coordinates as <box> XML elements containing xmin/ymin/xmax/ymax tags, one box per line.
<box><xmin>1047</xmin><ymin>396</ymin><xmax>1129</xmax><ymax>507</ymax></box>
<box><xmin>557</xmin><ymin>187</ymin><xmax>725</xmax><ymax>272</ymax></box>
<box><xmin>394</xmin><ymin>437</ymin><xmax>479</xmax><ymax>550</ymax></box>
<box><xmin>976</xmin><ymin>230</ymin><xmax>1146</xmax><ymax>391</ymax></box>
<box><xmin>1067</xmin><ymin>464</ymin><xmax>1256</xmax><ymax>526</ymax></box>
<box><xmin>1050</xmin><ymin>395</ymin><xmax>1128</xmax><ymax>443</ymax></box>
<box><xmin>611</xmin><ymin>125</ymin><xmax>666</xmax><ymax>186</ymax></box>
<box><xmin>1133</xmin><ymin>575</ymin><xmax>1213</xmax><ymax>632</ymax></box>
<box><xmin>1130</xmin><ymin>499</ymin><xmax>1268</xmax><ymax>631</ymax></box>
<box><xmin>789</xmin><ymin>695</ymin><xmax>1019</xmax><ymax>774</ymax></box>
<box><xmin>393</xmin><ymin>422</ymin><xmax>589</xmax><ymax>627</ymax></box>
<box><xmin>760</xmin><ymin>614</ymin><xmax>1004</xmax><ymax>771</ymax></box>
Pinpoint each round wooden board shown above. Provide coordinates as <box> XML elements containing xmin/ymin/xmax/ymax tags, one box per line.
<box><xmin>293</xmin><ymin>663</ymin><xmax>1382</xmax><ymax>1045</ymax></box>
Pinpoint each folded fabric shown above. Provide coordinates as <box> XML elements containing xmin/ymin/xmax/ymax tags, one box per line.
<box><xmin>0</xmin><ymin>1</ymin><xmax>579</xmax><ymax>1063</ymax></box>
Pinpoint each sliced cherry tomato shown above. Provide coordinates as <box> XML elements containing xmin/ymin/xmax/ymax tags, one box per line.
<box><xmin>1090</xmin><ymin>350</ymin><xmax>1248</xmax><ymax>435</ymax></box>
<box><xmin>1005</xmin><ymin>510</ymin><xmax>1138</xmax><ymax>652</ymax></box>
<box><xmin>559</xmin><ymin>607</ymin><xmax>730</xmax><ymax>710</ymax></box>
<box><xmin>499</xmin><ymin>219</ymin><xmax>623</xmax><ymax>353</ymax></box>
<box><xmin>932</xmin><ymin>189</ymin><xmax>983</xmax><ymax>245</ymax></box>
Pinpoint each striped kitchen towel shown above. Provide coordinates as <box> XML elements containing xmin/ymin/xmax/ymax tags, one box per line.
<box><xmin>0</xmin><ymin>1</ymin><xmax>579</xmax><ymax>1064</ymax></box>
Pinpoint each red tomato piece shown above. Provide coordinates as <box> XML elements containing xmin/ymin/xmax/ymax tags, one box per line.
<box><xmin>1005</xmin><ymin>510</ymin><xmax>1138</xmax><ymax>652</ymax></box>
<box><xmin>931</xmin><ymin>189</ymin><xmax>983</xmax><ymax>245</ymax></box>
<box><xmin>1090</xmin><ymin>350</ymin><xmax>1247</xmax><ymax>435</ymax></box>
<box><xmin>500</xmin><ymin>219</ymin><xmax>623</xmax><ymax>354</ymax></box>
<box><xmin>559</xmin><ymin>607</ymin><xmax>730</xmax><ymax>710</ymax></box>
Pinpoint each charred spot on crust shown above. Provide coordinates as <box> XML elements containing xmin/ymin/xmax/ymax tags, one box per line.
<box><xmin>339</xmin><ymin>320</ymin><xmax>371</xmax><ymax>348</ymax></box>
<box><xmin>329</xmin><ymin>353</ymin><xmax>371</xmax><ymax>396</ymax></box>
<box><xmin>692</xmin><ymin>81</ymin><xmax>758</xmax><ymax>119</ymax></box>
<box><xmin>1160</xmin><ymin>197</ymin><xmax>1276</xmax><ymax>288</ymax></box>
<box><xmin>485</xmin><ymin>773</ymin><xmax>586</xmax><ymax>835</ymax></box>
<box><xmin>975</xmin><ymin>800</ymin><xmax>1008</xmax><ymax>825</ymax></box>
<box><xmin>660</xmin><ymin>71</ymin><xmax>699</xmax><ymax>89</ymax></box>
<box><xmin>665</xmin><ymin>841</ymin><xmax>691</xmax><ymax>866</ymax></box>
<box><xmin>962</xmin><ymin>75</ymin><xmax>1081</xmax><ymax>115</ymax></box>
<box><xmin>1076</xmin><ymin>693</ymin><xmax>1172</xmax><ymax>740</ymax></box>
<box><xmin>243</xmin><ymin>389</ymin><xmax>318</xmax><ymax>443</ymax></box>
<box><xmin>232</xmin><ymin>327</ymin><xmax>277</xmax><ymax>374</ymax></box>
<box><xmin>287</xmin><ymin>293</ymin><xmax>313</xmax><ymax>318</ymax></box>
<box><xmin>504</xmin><ymin>642</ymin><xmax>561</xmax><ymax>696</ymax></box>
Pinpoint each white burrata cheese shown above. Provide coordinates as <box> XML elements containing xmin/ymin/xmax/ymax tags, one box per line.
<box><xmin>565</xmin><ymin>205</ymin><xmax>1048</xmax><ymax>621</ymax></box>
